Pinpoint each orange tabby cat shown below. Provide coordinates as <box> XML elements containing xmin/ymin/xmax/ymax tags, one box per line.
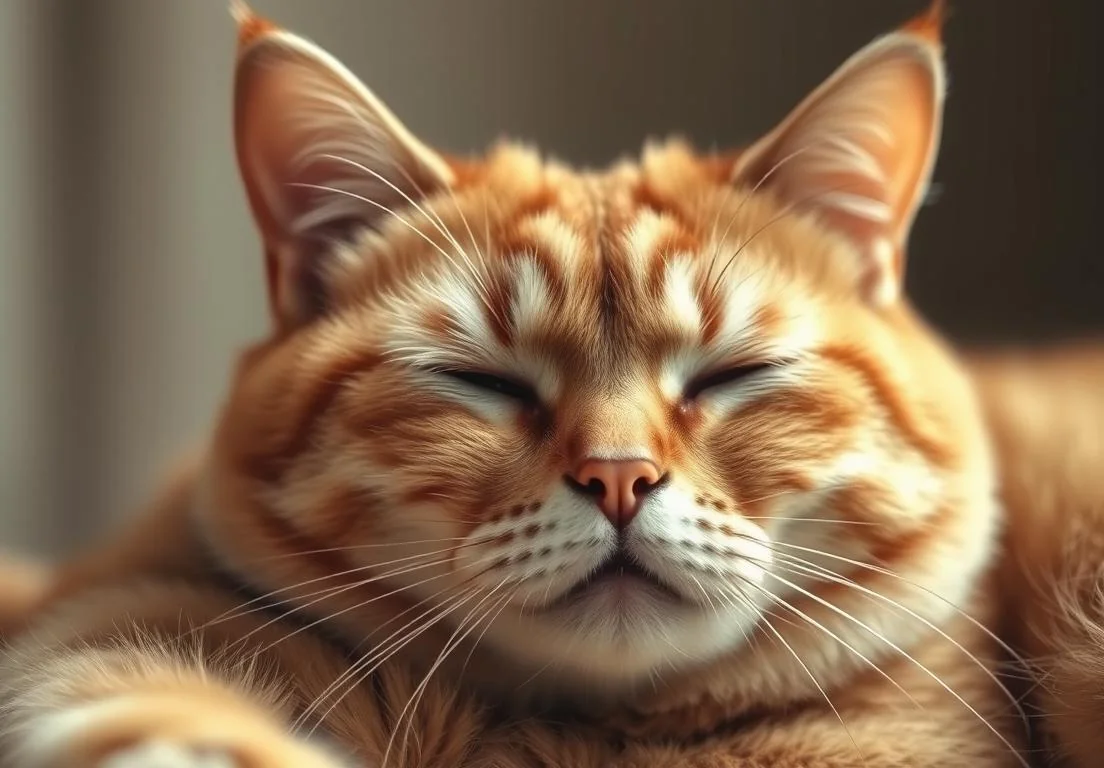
<box><xmin>2</xmin><ymin>2</ymin><xmax>1101</xmax><ymax>766</ymax></box>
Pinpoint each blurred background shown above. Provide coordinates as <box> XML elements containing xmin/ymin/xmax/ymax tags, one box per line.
<box><xmin>1</xmin><ymin>1</ymin><xmax>1100</xmax><ymax>557</ymax></box>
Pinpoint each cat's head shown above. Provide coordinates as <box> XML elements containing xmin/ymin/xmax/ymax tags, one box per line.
<box><xmin>204</xmin><ymin>1</ymin><xmax>996</xmax><ymax>704</ymax></box>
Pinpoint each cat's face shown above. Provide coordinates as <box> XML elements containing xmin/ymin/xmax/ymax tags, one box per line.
<box><xmin>205</xmin><ymin>4</ymin><xmax>997</xmax><ymax>699</ymax></box>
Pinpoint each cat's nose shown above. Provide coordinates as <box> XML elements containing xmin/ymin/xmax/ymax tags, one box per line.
<box><xmin>567</xmin><ymin>459</ymin><xmax>663</xmax><ymax>530</ymax></box>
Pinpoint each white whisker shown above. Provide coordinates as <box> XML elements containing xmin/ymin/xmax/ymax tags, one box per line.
<box><xmin>317</xmin><ymin>154</ymin><xmax>493</xmax><ymax>303</ymax></box>
<box><xmin>769</xmin><ymin>552</ymin><xmax>1028</xmax><ymax>730</ymax></box>
<box><xmin>757</xmin><ymin>537</ymin><xmax>1028</xmax><ymax>671</ymax></box>
<box><xmin>298</xmin><ymin>583</ymin><xmax>485</xmax><ymax>733</ymax></box>
<box><xmin>761</xmin><ymin>568</ymin><xmax>1028</xmax><ymax>766</ymax></box>
<box><xmin>383</xmin><ymin>580</ymin><xmax>513</xmax><ymax>768</ymax></box>
<box><xmin>732</xmin><ymin>581</ymin><xmax>868</xmax><ymax>766</ymax></box>
<box><xmin>199</xmin><ymin>539</ymin><xmax>485</xmax><ymax>630</ymax></box>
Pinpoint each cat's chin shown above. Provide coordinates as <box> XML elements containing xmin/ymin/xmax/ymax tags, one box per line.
<box><xmin>539</xmin><ymin>571</ymin><xmax>686</xmax><ymax>626</ymax></box>
<box><xmin>471</xmin><ymin>578</ymin><xmax>760</xmax><ymax>690</ymax></box>
<box><xmin>540</xmin><ymin>550</ymin><xmax>685</xmax><ymax>611</ymax></box>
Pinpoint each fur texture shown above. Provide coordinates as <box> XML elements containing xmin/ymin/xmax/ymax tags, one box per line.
<box><xmin>1</xmin><ymin>2</ymin><xmax>1099</xmax><ymax>766</ymax></box>
<box><xmin>0</xmin><ymin>556</ymin><xmax>47</xmax><ymax>640</ymax></box>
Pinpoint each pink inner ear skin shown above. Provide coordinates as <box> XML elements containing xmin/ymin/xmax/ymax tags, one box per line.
<box><xmin>232</xmin><ymin>6</ymin><xmax>454</xmax><ymax>331</ymax></box>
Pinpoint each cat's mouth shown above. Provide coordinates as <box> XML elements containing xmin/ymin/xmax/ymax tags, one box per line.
<box><xmin>548</xmin><ymin>550</ymin><xmax>684</xmax><ymax>608</ymax></box>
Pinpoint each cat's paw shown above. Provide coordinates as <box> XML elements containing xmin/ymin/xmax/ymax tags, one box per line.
<box><xmin>19</xmin><ymin>700</ymin><xmax>347</xmax><ymax>768</ymax></box>
<box><xmin>98</xmin><ymin>741</ymin><xmax>239</xmax><ymax>768</ymax></box>
<box><xmin>26</xmin><ymin>733</ymin><xmax>344</xmax><ymax>768</ymax></box>
<box><xmin>93</xmin><ymin>738</ymin><xmax>353</xmax><ymax>768</ymax></box>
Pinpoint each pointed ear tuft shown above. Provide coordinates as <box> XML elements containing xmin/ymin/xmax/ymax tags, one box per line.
<box><xmin>229</xmin><ymin>1</ymin><xmax>276</xmax><ymax>49</ymax></box>
<box><xmin>731</xmin><ymin>7</ymin><xmax>946</xmax><ymax>305</ymax></box>
<box><xmin>903</xmin><ymin>0</ymin><xmax>947</xmax><ymax>43</ymax></box>
<box><xmin>232</xmin><ymin>10</ymin><xmax>454</xmax><ymax>330</ymax></box>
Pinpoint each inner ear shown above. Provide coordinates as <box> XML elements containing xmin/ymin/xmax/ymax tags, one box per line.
<box><xmin>233</xmin><ymin>6</ymin><xmax>454</xmax><ymax>329</ymax></box>
<box><xmin>730</xmin><ymin>5</ymin><xmax>946</xmax><ymax>305</ymax></box>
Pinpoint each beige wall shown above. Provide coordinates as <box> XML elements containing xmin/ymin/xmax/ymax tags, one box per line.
<box><xmin>1</xmin><ymin>0</ymin><xmax>1101</xmax><ymax>557</ymax></box>
<box><xmin>0</xmin><ymin>0</ymin><xmax>45</xmax><ymax>553</ymax></box>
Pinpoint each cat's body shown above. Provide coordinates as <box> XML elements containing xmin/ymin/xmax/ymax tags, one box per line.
<box><xmin>971</xmin><ymin>344</ymin><xmax>1104</xmax><ymax>767</ymax></box>
<box><xmin>2</xmin><ymin>3</ymin><xmax>1101</xmax><ymax>767</ymax></box>
<box><xmin>10</xmin><ymin>344</ymin><xmax>1104</xmax><ymax>768</ymax></box>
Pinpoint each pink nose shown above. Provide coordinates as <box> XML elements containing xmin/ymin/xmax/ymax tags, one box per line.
<box><xmin>569</xmin><ymin>459</ymin><xmax>663</xmax><ymax>530</ymax></box>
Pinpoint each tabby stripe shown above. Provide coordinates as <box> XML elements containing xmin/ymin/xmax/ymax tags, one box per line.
<box><xmin>645</xmin><ymin>228</ymin><xmax>702</xmax><ymax>301</ymax></box>
<box><xmin>242</xmin><ymin>346</ymin><xmax>382</xmax><ymax>484</ymax></box>
<box><xmin>694</xmin><ymin>269</ymin><xmax>725</xmax><ymax>346</ymax></box>
<box><xmin>482</xmin><ymin>269</ymin><xmax>517</xmax><ymax>347</ymax></box>
<box><xmin>819</xmin><ymin>344</ymin><xmax>955</xmax><ymax>469</ymax></box>
<box><xmin>497</xmin><ymin>232</ymin><xmax>570</xmax><ymax>305</ymax></box>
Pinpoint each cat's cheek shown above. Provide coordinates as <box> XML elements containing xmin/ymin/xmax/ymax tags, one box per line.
<box><xmin>510</xmin><ymin>398</ymin><xmax>553</xmax><ymax>438</ymax></box>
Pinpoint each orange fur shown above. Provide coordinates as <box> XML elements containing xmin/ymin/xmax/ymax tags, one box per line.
<box><xmin>0</xmin><ymin>555</ymin><xmax>49</xmax><ymax>639</ymax></box>
<box><xmin>1</xmin><ymin>3</ymin><xmax>1099</xmax><ymax>767</ymax></box>
<box><xmin>969</xmin><ymin>344</ymin><xmax>1104</xmax><ymax>767</ymax></box>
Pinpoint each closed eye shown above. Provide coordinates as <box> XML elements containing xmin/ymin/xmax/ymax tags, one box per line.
<box><xmin>684</xmin><ymin>362</ymin><xmax>775</xmax><ymax>400</ymax></box>
<box><xmin>441</xmin><ymin>370</ymin><xmax>540</xmax><ymax>404</ymax></box>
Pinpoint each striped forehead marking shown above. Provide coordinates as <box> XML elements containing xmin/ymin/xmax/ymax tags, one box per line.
<box><xmin>518</xmin><ymin>211</ymin><xmax>586</xmax><ymax>271</ymax></box>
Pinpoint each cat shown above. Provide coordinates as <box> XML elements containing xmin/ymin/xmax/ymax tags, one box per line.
<box><xmin>2</xmin><ymin>2</ymin><xmax>1102</xmax><ymax>766</ymax></box>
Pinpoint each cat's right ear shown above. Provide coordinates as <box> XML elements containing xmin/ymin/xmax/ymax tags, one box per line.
<box><xmin>231</xmin><ymin>2</ymin><xmax>454</xmax><ymax>330</ymax></box>
<box><xmin>728</xmin><ymin>1</ymin><xmax>946</xmax><ymax>307</ymax></box>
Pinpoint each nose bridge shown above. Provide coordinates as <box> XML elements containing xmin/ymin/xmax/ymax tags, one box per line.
<box><xmin>560</xmin><ymin>384</ymin><xmax>669</xmax><ymax>530</ymax></box>
<box><xmin>565</xmin><ymin>392</ymin><xmax>658</xmax><ymax>466</ymax></box>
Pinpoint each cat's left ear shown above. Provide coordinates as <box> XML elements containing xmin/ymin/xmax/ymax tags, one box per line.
<box><xmin>231</xmin><ymin>2</ymin><xmax>454</xmax><ymax>329</ymax></box>
<box><xmin>730</xmin><ymin>1</ymin><xmax>946</xmax><ymax>305</ymax></box>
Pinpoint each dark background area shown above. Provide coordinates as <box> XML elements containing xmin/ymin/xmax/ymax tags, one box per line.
<box><xmin>0</xmin><ymin>0</ymin><xmax>1100</xmax><ymax>555</ymax></box>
